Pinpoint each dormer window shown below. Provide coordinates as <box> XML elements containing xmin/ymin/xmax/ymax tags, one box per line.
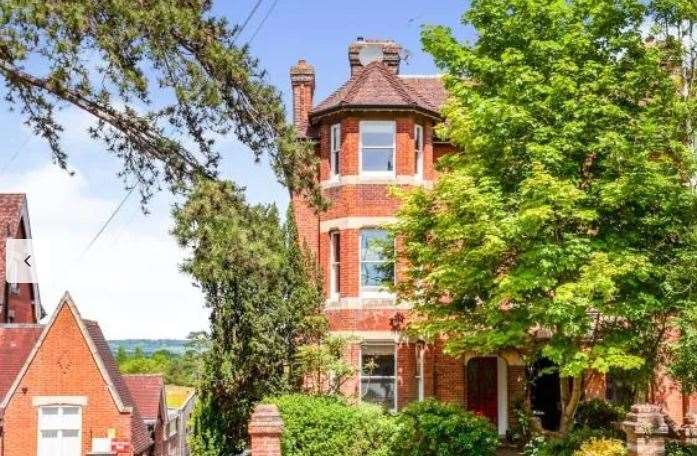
<box><xmin>330</xmin><ymin>123</ymin><xmax>341</xmax><ymax>177</ymax></box>
<box><xmin>360</xmin><ymin>121</ymin><xmax>395</xmax><ymax>176</ymax></box>
<box><xmin>414</xmin><ymin>124</ymin><xmax>424</xmax><ymax>179</ymax></box>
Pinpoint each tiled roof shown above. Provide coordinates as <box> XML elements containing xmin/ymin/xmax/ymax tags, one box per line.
<box><xmin>84</xmin><ymin>320</ymin><xmax>153</xmax><ymax>454</ymax></box>
<box><xmin>0</xmin><ymin>194</ymin><xmax>26</xmax><ymax>301</ymax></box>
<box><xmin>0</xmin><ymin>324</ymin><xmax>43</xmax><ymax>402</ymax></box>
<box><xmin>311</xmin><ymin>63</ymin><xmax>445</xmax><ymax>119</ymax></box>
<box><xmin>124</xmin><ymin>374</ymin><xmax>165</xmax><ymax>422</ymax></box>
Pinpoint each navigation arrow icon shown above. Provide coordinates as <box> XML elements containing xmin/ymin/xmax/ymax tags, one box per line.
<box><xmin>24</xmin><ymin>255</ymin><xmax>31</xmax><ymax>267</ymax></box>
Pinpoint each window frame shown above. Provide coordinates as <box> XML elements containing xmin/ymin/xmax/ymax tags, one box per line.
<box><xmin>359</xmin><ymin>342</ymin><xmax>397</xmax><ymax>411</ymax></box>
<box><xmin>359</xmin><ymin>120</ymin><xmax>396</xmax><ymax>177</ymax></box>
<box><xmin>358</xmin><ymin>228</ymin><xmax>395</xmax><ymax>298</ymax></box>
<box><xmin>416</xmin><ymin>345</ymin><xmax>425</xmax><ymax>401</ymax></box>
<box><xmin>414</xmin><ymin>124</ymin><xmax>424</xmax><ymax>180</ymax></box>
<box><xmin>330</xmin><ymin>123</ymin><xmax>341</xmax><ymax>178</ymax></box>
<box><xmin>329</xmin><ymin>231</ymin><xmax>341</xmax><ymax>300</ymax></box>
<box><xmin>37</xmin><ymin>405</ymin><xmax>82</xmax><ymax>456</ymax></box>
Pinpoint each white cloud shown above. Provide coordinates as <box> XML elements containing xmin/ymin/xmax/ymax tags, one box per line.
<box><xmin>0</xmin><ymin>164</ymin><xmax>208</xmax><ymax>339</ymax></box>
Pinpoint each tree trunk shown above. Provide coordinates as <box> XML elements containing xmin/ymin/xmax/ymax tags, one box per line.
<box><xmin>559</xmin><ymin>375</ymin><xmax>583</xmax><ymax>436</ymax></box>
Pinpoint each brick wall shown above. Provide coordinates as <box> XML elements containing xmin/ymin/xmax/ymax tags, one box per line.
<box><xmin>2</xmin><ymin>304</ymin><xmax>135</xmax><ymax>455</ymax></box>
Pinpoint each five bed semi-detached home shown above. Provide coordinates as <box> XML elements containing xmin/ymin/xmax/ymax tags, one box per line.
<box><xmin>290</xmin><ymin>38</ymin><xmax>696</xmax><ymax>435</ymax></box>
<box><xmin>0</xmin><ymin>194</ymin><xmax>179</xmax><ymax>456</ymax></box>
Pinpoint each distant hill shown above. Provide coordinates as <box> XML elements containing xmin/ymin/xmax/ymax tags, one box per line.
<box><xmin>109</xmin><ymin>339</ymin><xmax>189</xmax><ymax>356</ymax></box>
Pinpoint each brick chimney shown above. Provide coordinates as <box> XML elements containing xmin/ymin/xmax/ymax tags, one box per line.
<box><xmin>348</xmin><ymin>37</ymin><xmax>402</xmax><ymax>76</ymax></box>
<box><xmin>289</xmin><ymin>59</ymin><xmax>315</xmax><ymax>135</ymax></box>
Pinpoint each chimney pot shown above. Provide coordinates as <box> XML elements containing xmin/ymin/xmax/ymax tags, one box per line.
<box><xmin>348</xmin><ymin>39</ymin><xmax>402</xmax><ymax>76</ymax></box>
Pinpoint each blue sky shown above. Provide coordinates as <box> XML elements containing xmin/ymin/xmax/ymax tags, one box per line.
<box><xmin>0</xmin><ymin>1</ymin><xmax>473</xmax><ymax>338</ymax></box>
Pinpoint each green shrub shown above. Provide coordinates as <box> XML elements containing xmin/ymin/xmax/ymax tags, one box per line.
<box><xmin>268</xmin><ymin>394</ymin><xmax>396</xmax><ymax>456</ymax></box>
<box><xmin>574</xmin><ymin>438</ymin><xmax>626</xmax><ymax>456</ymax></box>
<box><xmin>575</xmin><ymin>399</ymin><xmax>627</xmax><ymax>431</ymax></box>
<box><xmin>392</xmin><ymin>399</ymin><xmax>499</xmax><ymax>456</ymax></box>
<box><xmin>523</xmin><ymin>427</ymin><xmax>620</xmax><ymax>456</ymax></box>
<box><xmin>667</xmin><ymin>442</ymin><xmax>697</xmax><ymax>456</ymax></box>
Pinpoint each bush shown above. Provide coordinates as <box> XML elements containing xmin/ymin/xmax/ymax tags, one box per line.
<box><xmin>667</xmin><ymin>442</ymin><xmax>697</xmax><ymax>456</ymax></box>
<box><xmin>268</xmin><ymin>394</ymin><xmax>396</xmax><ymax>456</ymax></box>
<box><xmin>392</xmin><ymin>399</ymin><xmax>499</xmax><ymax>456</ymax></box>
<box><xmin>575</xmin><ymin>399</ymin><xmax>627</xmax><ymax>430</ymax></box>
<box><xmin>574</xmin><ymin>438</ymin><xmax>626</xmax><ymax>456</ymax></box>
<box><xmin>523</xmin><ymin>427</ymin><xmax>620</xmax><ymax>456</ymax></box>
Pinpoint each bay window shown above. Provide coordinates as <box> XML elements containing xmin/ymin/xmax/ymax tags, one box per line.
<box><xmin>360</xmin><ymin>343</ymin><xmax>396</xmax><ymax>410</ymax></box>
<box><xmin>359</xmin><ymin>229</ymin><xmax>394</xmax><ymax>294</ymax></box>
<box><xmin>38</xmin><ymin>405</ymin><xmax>81</xmax><ymax>456</ymax></box>
<box><xmin>360</xmin><ymin>121</ymin><xmax>395</xmax><ymax>175</ymax></box>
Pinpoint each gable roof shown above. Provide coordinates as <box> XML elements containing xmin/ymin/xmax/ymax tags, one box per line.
<box><xmin>0</xmin><ymin>193</ymin><xmax>44</xmax><ymax>320</ymax></box>
<box><xmin>0</xmin><ymin>324</ymin><xmax>43</xmax><ymax>402</ymax></box>
<box><xmin>0</xmin><ymin>293</ymin><xmax>152</xmax><ymax>454</ymax></box>
<box><xmin>311</xmin><ymin>62</ymin><xmax>445</xmax><ymax>120</ymax></box>
<box><xmin>84</xmin><ymin>321</ymin><xmax>153</xmax><ymax>453</ymax></box>
<box><xmin>124</xmin><ymin>374</ymin><xmax>166</xmax><ymax>423</ymax></box>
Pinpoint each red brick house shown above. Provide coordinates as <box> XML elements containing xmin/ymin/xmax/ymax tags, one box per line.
<box><xmin>0</xmin><ymin>293</ymin><xmax>156</xmax><ymax>455</ymax></box>
<box><xmin>290</xmin><ymin>38</ymin><xmax>524</xmax><ymax>436</ymax></box>
<box><xmin>290</xmin><ymin>38</ymin><xmax>697</xmax><ymax>435</ymax></box>
<box><xmin>0</xmin><ymin>194</ymin><xmax>44</xmax><ymax>324</ymax></box>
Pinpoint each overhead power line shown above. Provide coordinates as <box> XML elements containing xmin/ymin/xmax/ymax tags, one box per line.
<box><xmin>249</xmin><ymin>0</ymin><xmax>280</xmax><ymax>44</ymax></box>
<box><xmin>80</xmin><ymin>187</ymin><xmax>134</xmax><ymax>258</ymax></box>
<box><xmin>234</xmin><ymin>0</ymin><xmax>265</xmax><ymax>42</ymax></box>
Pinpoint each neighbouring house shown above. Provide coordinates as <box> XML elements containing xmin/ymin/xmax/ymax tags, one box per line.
<box><xmin>0</xmin><ymin>193</ymin><xmax>44</xmax><ymax>324</ymax></box>
<box><xmin>124</xmin><ymin>375</ymin><xmax>169</xmax><ymax>456</ymax></box>
<box><xmin>164</xmin><ymin>385</ymin><xmax>195</xmax><ymax>456</ymax></box>
<box><xmin>0</xmin><ymin>293</ymin><xmax>159</xmax><ymax>455</ymax></box>
<box><xmin>290</xmin><ymin>38</ymin><xmax>696</xmax><ymax>435</ymax></box>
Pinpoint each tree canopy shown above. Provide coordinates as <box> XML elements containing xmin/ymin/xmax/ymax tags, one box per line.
<box><xmin>0</xmin><ymin>0</ymin><xmax>321</xmax><ymax>206</ymax></box>
<box><xmin>393</xmin><ymin>0</ymin><xmax>697</xmax><ymax>434</ymax></box>
<box><xmin>172</xmin><ymin>180</ymin><xmax>322</xmax><ymax>454</ymax></box>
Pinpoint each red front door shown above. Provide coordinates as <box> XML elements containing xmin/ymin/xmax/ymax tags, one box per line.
<box><xmin>467</xmin><ymin>357</ymin><xmax>498</xmax><ymax>426</ymax></box>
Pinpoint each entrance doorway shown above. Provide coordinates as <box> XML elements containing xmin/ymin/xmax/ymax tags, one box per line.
<box><xmin>467</xmin><ymin>357</ymin><xmax>499</xmax><ymax>426</ymax></box>
<box><xmin>529</xmin><ymin>358</ymin><xmax>562</xmax><ymax>431</ymax></box>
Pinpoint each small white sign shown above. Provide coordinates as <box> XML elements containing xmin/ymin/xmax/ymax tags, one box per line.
<box><xmin>5</xmin><ymin>239</ymin><xmax>39</xmax><ymax>284</ymax></box>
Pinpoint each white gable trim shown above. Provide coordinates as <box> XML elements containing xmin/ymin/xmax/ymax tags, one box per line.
<box><xmin>0</xmin><ymin>292</ymin><xmax>130</xmax><ymax>413</ymax></box>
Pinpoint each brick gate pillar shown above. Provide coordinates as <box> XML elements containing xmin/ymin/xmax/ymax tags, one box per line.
<box><xmin>622</xmin><ymin>404</ymin><xmax>669</xmax><ymax>456</ymax></box>
<box><xmin>249</xmin><ymin>404</ymin><xmax>284</xmax><ymax>456</ymax></box>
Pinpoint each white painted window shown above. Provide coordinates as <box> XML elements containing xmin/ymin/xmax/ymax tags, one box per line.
<box><xmin>416</xmin><ymin>345</ymin><xmax>425</xmax><ymax>401</ymax></box>
<box><xmin>414</xmin><ymin>124</ymin><xmax>424</xmax><ymax>179</ymax></box>
<box><xmin>360</xmin><ymin>121</ymin><xmax>395</xmax><ymax>175</ymax></box>
<box><xmin>38</xmin><ymin>405</ymin><xmax>81</xmax><ymax>456</ymax></box>
<box><xmin>330</xmin><ymin>231</ymin><xmax>341</xmax><ymax>299</ymax></box>
<box><xmin>359</xmin><ymin>229</ymin><xmax>394</xmax><ymax>294</ymax></box>
<box><xmin>330</xmin><ymin>123</ymin><xmax>341</xmax><ymax>177</ymax></box>
<box><xmin>360</xmin><ymin>343</ymin><xmax>396</xmax><ymax>410</ymax></box>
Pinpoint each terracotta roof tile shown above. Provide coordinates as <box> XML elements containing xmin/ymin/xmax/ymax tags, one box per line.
<box><xmin>0</xmin><ymin>324</ymin><xmax>43</xmax><ymax>402</ymax></box>
<box><xmin>123</xmin><ymin>374</ymin><xmax>165</xmax><ymax>422</ymax></box>
<box><xmin>84</xmin><ymin>320</ymin><xmax>153</xmax><ymax>454</ymax></box>
<box><xmin>311</xmin><ymin>63</ymin><xmax>445</xmax><ymax>119</ymax></box>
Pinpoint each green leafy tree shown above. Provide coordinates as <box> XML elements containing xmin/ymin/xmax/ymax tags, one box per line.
<box><xmin>0</xmin><ymin>0</ymin><xmax>321</xmax><ymax>206</ymax></box>
<box><xmin>293</xmin><ymin>315</ymin><xmax>357</xmax><ymax>396</ymax></box>
<box><xmin>394</xmin><ymin>0</ymin><xmax>697</xmax><ymax>435</ymax></box>
<box><xmin>172</xmin><ymin>179</ymin><xmax>321</xmax><ymax>455</ymax></box>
